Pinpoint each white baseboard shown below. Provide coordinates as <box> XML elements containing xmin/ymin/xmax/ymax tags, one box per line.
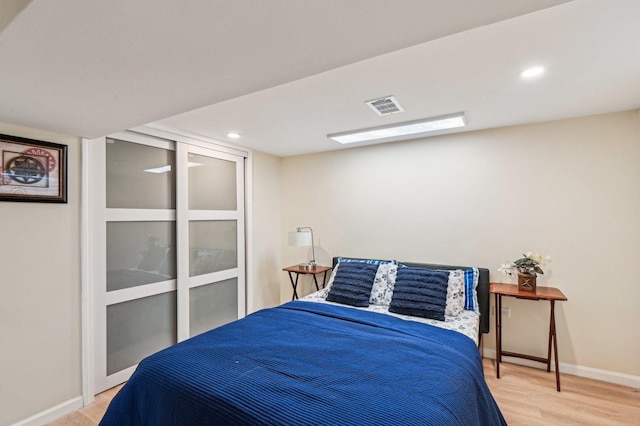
<box><xmin>483</xmin><ymin>349</ymin><xmax>640</xmax><ymax>390</ymax></box>
<box><xmin>11</xmin><ymin>396</ymin><xmax>83</xmax><ymax>426</ymax></box>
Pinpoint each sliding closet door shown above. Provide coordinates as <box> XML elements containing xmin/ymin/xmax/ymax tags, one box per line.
<box><xmin>176</xmin><ymin>143</ymin><xmax>245</xmax><ymax>341</ymax></box>
<box><xmin>89</xmin><ymin>131</ymin><xmax>246</xmax><ymax>393</ymax></box>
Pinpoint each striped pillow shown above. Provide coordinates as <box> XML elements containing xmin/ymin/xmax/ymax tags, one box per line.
<box><xmin>326</xmin><ymin>263</ymin><xmax>378</xmax><ymax>307</ymax></box>
<box><xmin>464</xmin><ymin>267</ymin><xmax>480</xmax><ymax>313</ymax></box>
<box><xmin>389</xmin><ymin>268</ymin><xmax>449</xmax><ymax>321</ymax></box>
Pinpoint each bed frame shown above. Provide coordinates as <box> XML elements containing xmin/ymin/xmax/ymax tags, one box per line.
<box><xmin>332</xmin><ymin>257</ymin><xmax>491</xmax><ymax>335</ymax></box>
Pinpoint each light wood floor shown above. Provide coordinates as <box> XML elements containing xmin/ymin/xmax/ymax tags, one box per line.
<box><xmin>483</xmin><ymin>359</ymin><xmax>640</xmax><ymax>425</ymax></box>
<box><xmin>50</xmin><ymin>359</ymin><xmax>640</xmax><ymax>425</ymax></box>
<box><xmin>48</xmin><ymin>384</ymin><xmax>124</xmax><ymax>426</ymax></box>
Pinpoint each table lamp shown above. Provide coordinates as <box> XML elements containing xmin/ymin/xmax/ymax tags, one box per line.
<box><xmin>288</xmin><ymin>226</ymin><xmax>316</xmax><ymax>270</ymax></box>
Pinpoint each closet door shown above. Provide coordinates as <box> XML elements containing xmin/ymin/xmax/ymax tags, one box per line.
<box><xmin>176</xmin><ymin>143</ymin><xmax>245</xmax><ymax>341</ymax></box>
<box><xmin>90</xmin><ymin>131</ymin><xmax>245</xmax><ymax>393</ymax></box>
<box><xmin>94</xmin><ymin>133</ymin><xmax>177</xmax><ymax>392</ymax></box>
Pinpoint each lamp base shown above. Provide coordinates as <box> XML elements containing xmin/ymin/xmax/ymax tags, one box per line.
<box><xmin>298</xmin><ymin>262</ymin><xmax>317</xmax><ymax>271</ymax></box>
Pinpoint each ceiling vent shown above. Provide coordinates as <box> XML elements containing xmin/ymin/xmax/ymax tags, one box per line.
<box><xmin>365</xmin><ymin>96</ymin><xmax>404</xmax><ymax>116</ymax></box>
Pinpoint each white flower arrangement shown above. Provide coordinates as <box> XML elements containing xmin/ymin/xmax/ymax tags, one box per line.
<box><xmin>498</xmin><ymin>252</ymin><xmax>551</xmax><ymax>277</ymax></box>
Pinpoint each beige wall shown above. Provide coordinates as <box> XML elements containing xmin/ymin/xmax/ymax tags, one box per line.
<box><xmin>280</xmin><ymin>110</ymin><xmax>640</xmax><ymax>377</ymax></box>
<box><xmin>0</xmin><ymin>122</ymin><xmax>82</xmax><ymax>424</ymax></box>
<box><xmin>249</xmin><ymin>151</ymin><xmax>282</xmax><ymax>312</ymax></box>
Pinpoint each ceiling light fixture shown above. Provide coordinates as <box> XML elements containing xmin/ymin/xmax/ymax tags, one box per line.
<box><xmin>520</xmin><ymin>66</ymin><xmax>545</xmax><ymax>79</ymax></box>
<box><xmin>328</xmin><ymin>112</ymin><xmax>466</xmax><ymax>145</ymax></box>
<box><xmin>227</xmin><ymin>132</ymin><xmax>241</xmax><ymax>139</ymax></box>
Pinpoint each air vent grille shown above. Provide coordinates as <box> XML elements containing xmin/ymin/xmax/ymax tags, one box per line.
<box><xmin>365</xmin><ymin>96</ymin><xmax>404</xmax><ymax>116</ymax></box>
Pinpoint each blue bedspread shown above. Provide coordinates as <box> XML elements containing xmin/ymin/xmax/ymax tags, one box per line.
<box><xmin>101</xmin><ymin>301</ymin><xmax>506</xmax><ymax>425</ymax></box>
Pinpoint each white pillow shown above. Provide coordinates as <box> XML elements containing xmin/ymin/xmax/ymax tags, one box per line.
<box><xmin>445</xmin><ymin>269</ymin><xmax>465</xmax><ymax>317</ymax></box>
<box><xmin>369</xmin><ymin>263</ymin><xmax>398</xmax><ymax>306</ymax></box>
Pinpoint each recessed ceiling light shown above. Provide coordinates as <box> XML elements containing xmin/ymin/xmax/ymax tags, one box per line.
<box><xmin>144</xmin><ymin>162</ymin><xmax>203</xmax><ymax>174</ymax></box>
<box><xmin>521</xmin><ymin>66</ymin><xmax>545</xmax><ymax>79</ymax></box>
<box><xmin>227</xmin><ymin>132</ymin><xmax>241</xmax><ymax>139</ymax></box>
<box><xmin>328</xmin><ymin>113</ymin><xmax>466</xmax><ymax>145</ymax></box>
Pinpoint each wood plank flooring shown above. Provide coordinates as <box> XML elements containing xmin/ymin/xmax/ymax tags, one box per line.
<box><xmin>47</xmin><ymin>384</ymin><xmax>123</xmax><ymax>426</ymax></box>
<box><xmin>483</xmin><ymin>359</ymin><xmax>640</xmax><ymax>425</ymax></box>
<box><xmin>49</xmin><ymin>360</ymin><xmax>640</xmax><ymax>425</ymax></box>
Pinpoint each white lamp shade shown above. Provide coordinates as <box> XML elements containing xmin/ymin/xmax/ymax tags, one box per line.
<box><xmin>288</xmin><ymin>230</ymin><xmax>312</xmax><ymax>246</ymax></box>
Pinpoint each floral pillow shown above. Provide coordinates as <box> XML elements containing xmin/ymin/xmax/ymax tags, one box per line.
<box><xmin>369</xmin><ymin>263</ymin><xmax>398</xmax><ymax>306</ymax></box>
<box><xmin>445</xmin><ymin>269</ymin><xmax>465</xmax><ymax>317</ymax></box>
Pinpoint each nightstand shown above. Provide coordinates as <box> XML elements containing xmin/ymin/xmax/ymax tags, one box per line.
<box><xmin>490</xmin><ymin>282</ymin><xmax>567</xmax><ymax>391</ymax></box>
<box><xmin>283</xmin><ymin>265</ymin><xmax>332</xmax><ymax>300</ymax></box>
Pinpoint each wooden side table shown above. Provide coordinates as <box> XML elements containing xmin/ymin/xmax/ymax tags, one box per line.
<box><xmin>283</xmin><ymin>265</ymin><xmax>332</xmax><ymax>300</ymax></box>
<box><xmin>490</xmin><ymin>282</ymin><xmax>568</xmax><ymax>391</ymax></box>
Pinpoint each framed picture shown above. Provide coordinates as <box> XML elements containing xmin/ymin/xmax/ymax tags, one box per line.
<box><xmin>0</xmin><ymin>134</ymin><xmax>68</xmax><ymax>203</ymax></box>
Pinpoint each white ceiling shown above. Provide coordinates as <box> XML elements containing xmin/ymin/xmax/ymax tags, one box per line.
<box><xmin>1</xmin><ymin>0</ymin><xmax>639</xmax><ymax>157</ymax></box>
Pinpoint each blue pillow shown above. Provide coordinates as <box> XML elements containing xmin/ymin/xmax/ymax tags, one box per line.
<box><xmin>326</xmin><ymin>262</ymin><xmax>378</xmax><ymax>307</ymax></box>
<box><xmin>389</xmin><ymin>268</ymin><xmax>449</xmax><ymax>321</ymax></box>
<box><xmin>464</xmin><ymin>267</ymin><xmax>479</xmax><ymax>313</ymax></box>
<box><xmin>338</xmin><ymin>257</ymin><xmax>397</xmax><ymax>265</ymax></box>
<box><xmin>398</xmin><ymin>263</ymin><xmax>479</xmax><ymax>314</ymax></box>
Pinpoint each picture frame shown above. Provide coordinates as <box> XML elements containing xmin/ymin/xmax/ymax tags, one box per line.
<box><xmin>0</xmin><ymin>134</ymin><xmax>68</xmax><ymax>203</ymax></box>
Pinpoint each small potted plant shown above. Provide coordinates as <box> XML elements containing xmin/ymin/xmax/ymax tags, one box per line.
<box><xmin>498</xmin><ymin>252</ymin><xmax>550</xmax><ymax>292</ymax></box>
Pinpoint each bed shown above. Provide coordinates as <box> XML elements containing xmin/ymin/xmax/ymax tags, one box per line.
<box><xmin>100</xmin><ymin>257</ymin><xmax>506</xmax><ymax>425</ymax></box>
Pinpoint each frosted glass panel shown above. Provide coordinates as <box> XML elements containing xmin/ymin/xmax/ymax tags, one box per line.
<box><xmin>107</xmin><ymin>291</ymin><xmax>177</xmax><ymax>375</ymax></box>
<box><xmin>188</xmin><ymin>153</ymin><xmax>236</xmax><ymax>210</ymax></box>
<box><xmin>190</xmin><ymin>278</ymin><xmax>238</xmax><ymax>337</ymax></box>
<box><xmin>189</xmin><ymin>221</ymin><xmax>237</xmax><ymax>276</ymax></box>
<box><xmin>107</xmin><ymin>221</ymin><xmax>175</xmax><ymax>292</ymax></box>
<box><xmin>106</xmin><ymin>138</ymin><xmax>175</xmax><ymax>209</ymax></box>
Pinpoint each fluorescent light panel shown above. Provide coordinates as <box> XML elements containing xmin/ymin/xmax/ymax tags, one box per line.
<box><xmin>328</xmin><ymin>113</ymin><xmax>466</xmax><ymax>144</ymax></box>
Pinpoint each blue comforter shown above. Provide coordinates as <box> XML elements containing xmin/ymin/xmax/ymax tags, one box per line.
<box><xmin>101</xmin><ymin>301</ymin><xmax>506</xmax><ymax>425</ymax></box>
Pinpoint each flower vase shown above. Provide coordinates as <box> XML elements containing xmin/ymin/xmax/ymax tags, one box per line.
<box><xmin>517</xmin><ymin>273</ymin><xmax>537</xmax><ymax>292</ymax></box>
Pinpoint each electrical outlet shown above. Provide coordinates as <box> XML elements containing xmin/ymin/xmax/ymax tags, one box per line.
<box><xmin>501</xmin><ymin>307</ymin><xmax>511</xmax><ymax>318</ymax></box>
